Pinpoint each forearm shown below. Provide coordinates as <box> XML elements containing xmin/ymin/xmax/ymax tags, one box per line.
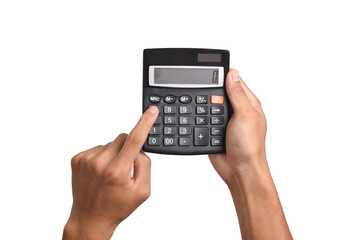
<box><xmin>227</xmin><ymin>159</ymin><xmax>293</xmax><ymax>240</ymax></box>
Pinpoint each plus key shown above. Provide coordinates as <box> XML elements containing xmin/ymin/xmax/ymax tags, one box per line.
<box><xmin>194</xmin><ymin>128</ymin><xmax>209</xmax><ymax>146</ymax></box>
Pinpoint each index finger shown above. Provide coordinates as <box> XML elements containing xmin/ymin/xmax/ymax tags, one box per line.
<box><xmin>116</xmin><ymin>106</ymin><xmax>159</xmax><ymax>163</ymax></box>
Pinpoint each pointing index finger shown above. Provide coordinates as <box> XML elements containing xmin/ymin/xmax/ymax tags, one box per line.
<box><xmin>117</xmin><ymin>106</ymin><xmax>158</xmax><ymax>163</ymax></box>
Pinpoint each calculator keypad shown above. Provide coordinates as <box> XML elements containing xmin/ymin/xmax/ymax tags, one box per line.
<box><xmin>146</xmin><ymin>94</ymin><xmax>226</xmax><ymax>149</ymax></box>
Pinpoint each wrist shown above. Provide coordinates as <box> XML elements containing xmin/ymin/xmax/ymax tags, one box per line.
<box><xmin>226</xmin><ymin>157</ymin><xmax>274</xmax><ymax>197</ymax></box>
<box><xmin>63</xmin><ymin>214</ymin><xmax>118</xmax><ymax>240</ymax></box>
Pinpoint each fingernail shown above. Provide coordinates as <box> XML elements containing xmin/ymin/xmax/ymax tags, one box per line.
<box><xmin>231</xmin><ymin>69</ymin><xmax>241</xmax><ymax>82</ymax></box>
<box><xmin>148</xmin><ymin>106</ymin><xmax>158</xmax><ymax>114</ymax></box>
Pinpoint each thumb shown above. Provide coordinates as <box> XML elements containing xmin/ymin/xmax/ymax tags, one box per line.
<box><xmin>226</xmin><ymin>69</ymin><xmax>252</xmax><ymax>115</ymax></box>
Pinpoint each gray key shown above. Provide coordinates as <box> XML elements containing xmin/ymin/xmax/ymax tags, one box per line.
<box><xmin>179</xmin><ymin>127</ymin><xmax>192</xmax><ymax>135</ymax></box>
<box><xmin>164</xmin><ymin>95</ymin><xmax>176</xmax><ymax>103</ymax></box>
<box><xmin>196</xmin><ymin>95</ymin><xmax>208</xmax><ymax>104</ymax></box>
<box><xmin>164</xmin><ymin>106</ymin><xmax>176</xmax><ymax>114</ymax></box>
<box><xmin>211</xmin><ymin>127</ymin><xmax>223</xmax><ymax>135</ymax></box>
<box><xmin>194</xmin><ymin>128</ymin><xmax>209</xmax><ymax>146</ymax></box>
<box><xmin>211</xmin><ymin>106</ymin><xmax>224</xmax><ymax>115</ymax></box>
<box><xmin>154</xmin><ymin>116</ymin><xmax>161</xmax><ymax>125</ymax></box>
<box><xmin>211</xmin><ymin>137</ymin><xmax>224</xmax><ymax>146</ymax></box>
<box><xmin>179</xmin><ymin>106</ymin><xmax>191</xmax><ymax>114</ymax></box>
<box><xmin>196</xmin><ymin>116</ymin><xmax>208</xmax><ymax>125</ymax></box>
<box><xmin>149</xmin><ymin>95</ymin><xmax>161</xmax><ymax>103</ymax></box>
<box><xmin>148</xmin><ymin>105</ymin><xmax>161</xmax><ymax>113</ymax></box>
<box><xmin>179</xmin><ymin>138</ymin><xmax>191</xmax><ymax>146</ymax></box>
<box><xmin>148</xmin><ymin>137</ymin><xmax>161</xmax><ymax>146</ymax></box>
<box><xmin>211</xmin><ymin>116</ymin><xmax>224</xmax><ymax>125</ymax></box>
<box><xmin>179</xmin><ymin>95</ymin><xmax>191</xmax><ymax>104</ymax></box>
<box><xmin>164</xmin><ymin>127</ymin><xmax>176</xmax><ymax>135</ymax></box>
<box><xmin>179</xmin><ymin>117</ymin><xmax>191</xmax><ymax>125</ymax></box>
<box><xmin>164</xmin><ymin>137</ymin><xmax>176</xmax><ymax>146</ymax></box>
<box><xmin>196</xmin><ymin>106</ymin><xmax>208</xmax><ymax>115</ymax></box>
<box><xmin>149</xmin><ymin>127</ymin><xmax>161</xmax><ymax>135</ymax></box>
<box><xmin>164</xmin><ymin>116</ymin><xmax>176</xmax><ymax>125</ymax></box>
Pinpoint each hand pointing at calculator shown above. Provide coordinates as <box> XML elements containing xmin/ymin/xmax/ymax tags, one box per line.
<box><xmin>63</xmin><ymin>69</ymin><xmax>293</xmax><ymax>240</ymax></box>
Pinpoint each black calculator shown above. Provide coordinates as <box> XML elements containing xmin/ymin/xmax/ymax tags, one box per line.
<box><xmin>142</xmin><ymin>48</ymin><xmax>230</xmax><ymax>155</ymax></box>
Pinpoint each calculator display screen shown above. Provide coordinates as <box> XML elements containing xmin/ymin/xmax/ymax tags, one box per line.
<box><xmin>149</xmin><ymin>66</ymin><xmax>224</xmax><ymax>88</ymax></box>
<box><xmin>155</xmin><ymin>68</ymin><xmax>218</xmax><ymax>84</ymax></box>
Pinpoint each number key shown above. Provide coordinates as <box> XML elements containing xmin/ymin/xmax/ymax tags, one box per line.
<box><xmin>164</xmin><ymin>137</ymin><xmax>176</xmax><ymax>146</ymax></box>
<box><xmin>164</xmin><ymin>106</ymin><xmax>176</xmax><ymax>114</ymax></box>
<box><xmin>179</xmin><ymin>117</ymin><xmax>191</xmax><ymax>125</ymax></box>
<box><xmin>148</xmin><ymin>137</ymin><xmax>161</xmax><ymax>146</ymax></box>
<box><xmin>164</xmin><ymin>127</ymin><xmax>176</xmax><ymax>135</ymax></box>
<box><xmin>179</xmin><ymin>106</ymin><xmax>191</xmax><ymax>114</ymax></box>
<box><xmin>164</xmin><ymin>116</ymin><xmax>176</xmax><ymax>125</ymax></box>
<box><xmin>179</xmin><ymin>127</ymin><xmax>191</xmax><ymax>135</ymax></box>
<box><xmin>149</xmin><ymin>127</ymin><xmax>161</xmax><ymax>135</ymax></box>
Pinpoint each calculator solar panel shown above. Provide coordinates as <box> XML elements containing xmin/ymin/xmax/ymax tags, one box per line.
<box><xmin>142</xmin><ymin>48</ymin><xmax>230</xmax><ymax>155</ymax></box>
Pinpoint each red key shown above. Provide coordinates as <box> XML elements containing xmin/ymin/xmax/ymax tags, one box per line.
<box><xmin>211</xmin><ymin>95</ymin><xmax>224</xmax><ymax>104</ymax></box>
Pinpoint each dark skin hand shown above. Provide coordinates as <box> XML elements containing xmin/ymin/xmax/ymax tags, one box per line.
<box><xmin>63</xmin><ymin>69</ymin><xmax>293</xmax><ymax>240</ymax></box>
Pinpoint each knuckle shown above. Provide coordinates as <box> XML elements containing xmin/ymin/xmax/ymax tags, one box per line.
<box><xmin>119</xmin><ymin>133</ymin><xmax>128</xmax><ymax>139</ymax></box>
<box><xmin>71</xmin><ymin>154</ymin><xmax>81</xmax><ymax>168</ymax></box>
<box><xmin>103</xmin><ymin>167</ymin><xmax>121</xmax><ymax>184</ymax></box>
<box><xmin>137</xmin><ymin>187</ymin><xmax>151</xmax><ymax>200</ymax></box>
<box><xmin>88</xmin><ymin>160</ymin><xmax>103</xmax><ymax>174</ymax></box>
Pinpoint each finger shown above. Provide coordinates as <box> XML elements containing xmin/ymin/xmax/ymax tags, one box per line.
<box><xmin>71</xmin><ymin>144</ymin><xmax>106</xmax><ymax>169</ymax></box>
<box><xmin>225</xmin><ymin>69</ymin><xmax>253</xmax><ymax>116</ymax></box>
<box><xmin>91</xmin><ymin>133</ymin><xmax>128</xmax><ymax>165</ymax></box>
<box><xmin>133</xmin><ymin>152</ymin><xmax>151</xmax><ymax>188</ymax></box>
<box><xmin>238</xmin><ymin>78</ymin><xmax>265</xmax><ymax>116</ymax></box>
<box><xmin>116</xmin><ymin>106</ymin><xmax>159</xmax><ymax>164</ymax></box>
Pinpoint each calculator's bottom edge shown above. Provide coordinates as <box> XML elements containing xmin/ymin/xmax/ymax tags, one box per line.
<box><xmin>142</xmin><ymin>146</ymin><xmax>225</xmax><ymax>155</ymax></box>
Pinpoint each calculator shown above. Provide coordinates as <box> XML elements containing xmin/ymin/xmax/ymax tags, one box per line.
<box><xmin>142</xmin><ymin>48</ymin><xmax>230</xmax><ymax>155</ymax></box>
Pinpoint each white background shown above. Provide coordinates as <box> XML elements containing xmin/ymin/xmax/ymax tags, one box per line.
<box><xmin>1</xmin><ymin>0</ymin><xmax>359</xmax><ymax>239</ymax></box>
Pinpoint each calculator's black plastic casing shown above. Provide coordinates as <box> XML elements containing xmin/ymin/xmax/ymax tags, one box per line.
<box><xmin>142</xmin><ymin>48</ymin><xmax>230</xmax><ymax>155</ymax></box>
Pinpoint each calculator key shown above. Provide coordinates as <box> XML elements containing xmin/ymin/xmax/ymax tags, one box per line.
<box><xmin>211</xmin><ymin>106</ymin><xmax>224</xmax><ymax>115</ymax></box>
<box><xmin>211</xmin><ymin>95</ymin><xmax>224</xmax><ymax>104</ymax></box>
<box><xmin>154</xmin><ymin>116</ymin><xmax>161</xmax><ymax>125</ymax></box>
<box><xmin>196</xmin><ymin>116</ymin><xmax>208</xmax><ymax>125</ymax></box>
<box><xmin>164</xmin><ymin>116</ymin><xmax>176</xmax><ymax>125</ymax></box>
<box><xmin>196</xmin><ymin>106</ymin><xmax>208</xmax><ymax>115</ymax></box>
<box><xmin>164</xmin><ymin>137</ymin><xmax>176</xmax><ymax>146</ymax></box>
<box><xmin>148</xmin><ymin>105</ymin><xmax>161</xmax><ymax>113</ymax></box>
<box><xmin>179</xmin><ymin>106</ymin><xmax>191</xmax><ymax>114</ymax></box>
<box><xmin>179</xmin><ymin>95</ymin><xmax>192</xmax><ymax>104</ymax></box>
<box><xmin>179</xmin><ymin>138</ymin><xmax>191</xmax><ymax>146</ymax></box>
<box><xmin>211</xmin><ymin>137</ymin><xmax>224</xmax><ymax>146</ymax></box>
<box><xmin>211</xmin><ymin>116</ymin><xmax>224</xmax><ymax>125</ymax></box>
<box><xmin>196</xmin><ymin>95</ymin><xmax>208</xmax><ymax>104</ymax></box>
<box><xmin>211</xmin><ymin>127</ymin><xmax>224</xmax><ymax>135</ymax></box>
<box><xmin>194</xmin><ymin>128</ymin><xmax>209</xmax><ymax>146</ymax></box>
<box><xmin>148</xmin><ymin>137</ymin><xmax>161</xmax><ymax>146</ymax></box>
<box><xmin>149</xmin><ymin>127</ymin><xmax>161</xmax><ymax>135</ymax></box>
<box><xmin>164</xmin><ymin>95</ymin><xmax>176</xmax><ymax>104</ymax></box>
<box><xmin>179</xmin><ymin>127</ymin><xmax>192</xmax><ymax>135</ymax></box>
<box><xmin>164</xmin><ymin>127</ymin><xmax>176</xmax><ymax>135</ymax></box>
<box><xmin>164</xmin><ymin>106</ymin><xmax>176</xmax><ymax>114</ymax></box>
<box><xmin>149</xmin><ymin>95</ymin><xmax>161</xmax><ymax>103</ymax></box>
<box><xmin>179</xmin><ymin>117</ymin><xmax>191</xmax><ymax>125</ymax></box>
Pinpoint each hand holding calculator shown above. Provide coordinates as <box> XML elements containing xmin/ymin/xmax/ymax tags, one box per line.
<box><xmin>142</xmin><ymin>48</ymin><xmax>230</xmax><ymax>155</ymax></box>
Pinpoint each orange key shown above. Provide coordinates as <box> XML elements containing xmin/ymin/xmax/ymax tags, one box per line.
<box><xmin>211</xmin><ymin>95</ymin><xmax>224</xmax><ymax>104</ymax></box>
